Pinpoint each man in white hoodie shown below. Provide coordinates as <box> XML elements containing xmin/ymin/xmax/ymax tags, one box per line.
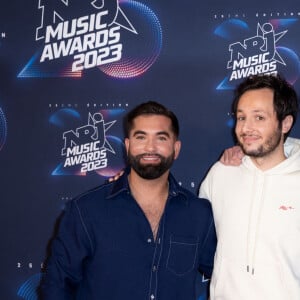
<box><xmin>199</xmin><ymin>74</ymin><xmax>300</xmax><ymax>300</ymax></box>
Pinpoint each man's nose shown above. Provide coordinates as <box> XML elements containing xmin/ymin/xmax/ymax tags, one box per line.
<box><xmin>240</xmin><ymin>118</ymin><xmax>254</xmax><ymax>132</ymax></box>
<box><xmin>144</xmin><ymin>138</ymin><xmax>156</xmax><ymax>151</ymax></box>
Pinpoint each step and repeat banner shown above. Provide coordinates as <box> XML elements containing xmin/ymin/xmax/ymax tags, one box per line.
<box><xmin>1</xmin><ymin>1</ymin><xmax>300</xmax><ymax>299</ymax></box>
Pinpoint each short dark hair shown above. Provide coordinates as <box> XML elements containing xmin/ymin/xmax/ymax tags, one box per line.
<box><xmin>124</xmin><ymin>101</ymin><xmax>179</xmax><ymax>138</ymax></box>
<box><xmin>232</xmin><ymin>74</ymin><xmax>299</xmax><ymax>140</ymax></box>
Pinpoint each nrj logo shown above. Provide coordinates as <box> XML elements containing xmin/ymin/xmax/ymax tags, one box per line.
<box><xmin>227</xmin><ymin>22</ymin><xmax>286</xmax><ymax>81</ymax></box>
<box><xmin>215</xmin><ymin>19</ymin><xmax>300</xmax><ymax>90</ymax></box>
<box><xmin>18</xmin><ymin>0</ymin><xmax>162</xmax><ymax>78</ymax></box>
<box><xmin>55</xmin><ymin>112</ymin><xmax>116</xmax><ymax>175</ymax></box>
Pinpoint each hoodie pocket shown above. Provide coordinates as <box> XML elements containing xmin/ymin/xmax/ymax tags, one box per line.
<box><xmin>166</xmin><ymin>235</ymin><xmax>198</xmax><ymax>275</ymax></box>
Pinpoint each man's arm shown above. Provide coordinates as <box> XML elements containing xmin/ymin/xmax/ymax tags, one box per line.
<box><xmin>198</xmin><ymin>209</ymin><xmax>217</xmax><ymax>278</ymax></box>
<box><xmin>40</xmin><ymin>200</ymin><xmax>92</xmax><ymax>299</ymax></box>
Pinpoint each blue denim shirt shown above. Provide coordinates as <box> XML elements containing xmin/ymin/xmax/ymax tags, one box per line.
<box><xmin>41</xmin><ymin>171</ymin><xmax>216</xmax><ymax>300</ymax></box>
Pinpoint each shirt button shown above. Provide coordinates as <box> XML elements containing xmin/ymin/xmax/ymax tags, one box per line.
<box><xmin>150</xmin><ymin>295</ymin><xmax>155</xmax><ymax>300</ymax></box>
<box><xmin>152</xmin><ymin>265</ymin><xmax>157</xmax><ymax>272</ymax></box>
<box><xmin>147</xmin><ymin>238</ymin><xmax>152</xmax><ymax>243</ymax></box>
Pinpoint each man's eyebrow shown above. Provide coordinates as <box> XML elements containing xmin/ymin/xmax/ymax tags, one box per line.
<box><xmin>132</xmin><ymin>130</ymin><xmax>146</xmax><ymax>136</ymax></box>
<box><xmin>131</xmin><ymin>130</ymin><xmax>171</xmax><ymax>137</ymax></box>
<box><xmin>237</xmin><ymin>108</ymin><xmax>267</xmax><ymax>113</ymax></box>
<box><xmin>156</xmin><ymin>131</ymin><xmax>170</xmax><ymax>137</ymax></box>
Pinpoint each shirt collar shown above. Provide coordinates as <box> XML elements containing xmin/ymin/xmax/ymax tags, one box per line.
<box><xmin>108</xmin><ymin>167</ymin><xmax>188</xmax><ymax>203</ymax></box>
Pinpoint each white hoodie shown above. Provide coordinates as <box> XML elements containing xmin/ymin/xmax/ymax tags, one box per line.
<box><xmin>199</xmin><ymin>137</ymin><xmax>300</xmax><ymax>300</ymax></box>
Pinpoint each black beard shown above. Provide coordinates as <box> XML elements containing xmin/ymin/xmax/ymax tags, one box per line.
<box><xmin>127</xmin><ymin>152</ymin><xmax>175</xmax><ymax>179</ymax></box>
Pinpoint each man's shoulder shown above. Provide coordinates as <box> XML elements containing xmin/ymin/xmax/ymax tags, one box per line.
<box><xmin>206</xmin><ymin>160</ymin><xmax>243</xmax><ymax>176</ymax></box>
<box><xmin>177</xmin><ymin>184</ymin><xmax>212</xmax><ymax>209</ymax></box>
<box><xmin>72</xmin><ymin>181</ymin><xmax>116</xmax><ymax>208</ymax></box>
<box><xmin>200</xmin><ymin>161</ymin><xmax>244</xmax><ymax>196</ymax></box>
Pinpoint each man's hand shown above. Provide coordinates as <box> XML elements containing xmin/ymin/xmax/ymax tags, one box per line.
<box><xmin>220</xmin><ymin>145</ymin><xmax>244</xmax><ymax>166</ymax></box>
<box><xmin>108</xmin><ymin>170</ymin><xmax>125</xmax><ymax>182</ymax></box>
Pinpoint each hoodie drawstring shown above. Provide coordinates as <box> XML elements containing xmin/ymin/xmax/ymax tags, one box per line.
<box><xmin>246</xmin><ymin>172</ymin><xmax>266</xmax><ymax>275</ymax></box>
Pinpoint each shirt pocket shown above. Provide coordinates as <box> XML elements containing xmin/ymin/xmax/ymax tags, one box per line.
<box><xmin>166</xmin><ymin>235</ymin><xmax>199</xmax><ymax>275</ymax></box>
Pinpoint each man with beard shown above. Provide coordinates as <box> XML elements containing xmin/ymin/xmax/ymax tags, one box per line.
<box><xmin>199</xmin><ymin>74</ymin><xmax>300</xmax><ymax>300</ymax></box>
<box><xmin>41</xmin><ymin>101</ymin><xmax>217</xmax><ymax>300</ymax></box>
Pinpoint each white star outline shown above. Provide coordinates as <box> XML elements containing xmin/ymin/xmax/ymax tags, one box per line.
<box><xmin>256</xmin><ymin>22</ymin><xmax>287</xmax><ymax>65</ymax></box>
<box><xmin>88</xmin><ymin>112</ymin><xmax>117</xmax><ymax>155</ymax></box>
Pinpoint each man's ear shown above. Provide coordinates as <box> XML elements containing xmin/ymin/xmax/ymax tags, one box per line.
<box><xmin>174</xmin><ymin>140</ymin><xmax>181</xmax><ymax>160</ymax></box>
<box><xmin>124</xmin><ymin>138</ymin><xmax>129</xmax><ymax>154</ymax></box>
<box><xmin>282</xmin><ymin>115</ymin><xmax>293</xmax><ymax>134</ymax></box>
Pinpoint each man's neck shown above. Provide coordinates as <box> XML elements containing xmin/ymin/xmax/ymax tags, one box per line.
<box><xmin>128</xmin><ymin>169</ymin><xmax>169</xmax><ymax>203</ymax></box>
<box><xmin>128</xmin><ymin>169</ymin><xmax>170</xmax><ymax>240</ymax></box>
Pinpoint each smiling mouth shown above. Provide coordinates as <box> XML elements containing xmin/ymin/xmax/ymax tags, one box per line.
<box><xmin>140</xmin><ymin>154</ymin><xmax>161</xmax><ymax>163</ymax></box>
<box><xmin>142</xmin><ymin>156</ymin><xmax>160</xmax><ymax>160</ymax></box>
<box><xmin>241</xmin><ymin>135</ymin><xmax>260</xmax><ymax>144</ymax></box>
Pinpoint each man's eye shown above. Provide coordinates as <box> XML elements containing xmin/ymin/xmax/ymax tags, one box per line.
<box><xmin>237</xmin><ymin>116</ymin><xmax>245</xmax><ymax>121</ymax></box>
<box><xmin>158</xmin><ymin>136</ymin><xmax>167</xmax><ymax>141</ymax></box>
<box><xmin>256</xmin><ymin>116</ymin><xmax>264</xmax><ymax>121</ymax></box>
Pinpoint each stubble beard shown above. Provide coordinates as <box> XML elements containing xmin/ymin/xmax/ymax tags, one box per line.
<box><xmin>238</xmin><ymin>126</ymin><xmax>282</xmax><ymax>158</ymax></box>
